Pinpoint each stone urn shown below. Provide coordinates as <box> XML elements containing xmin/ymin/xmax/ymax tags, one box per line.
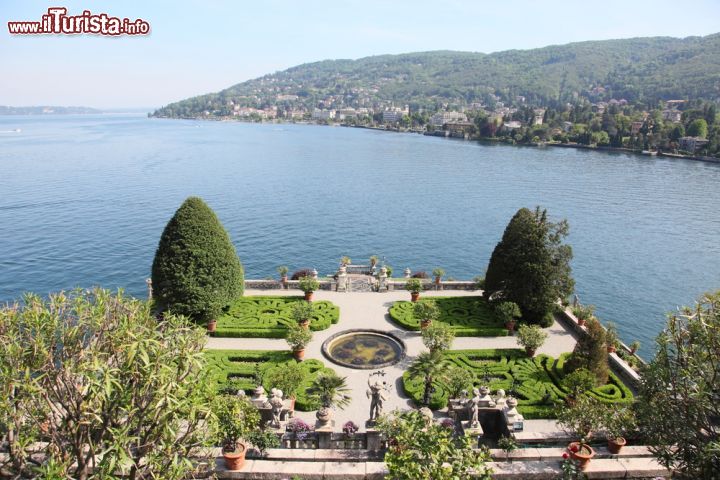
<box><xmin>316</xmin><ymin>406</ymin><xmax>333</xmax><ymax>427</ymax></box>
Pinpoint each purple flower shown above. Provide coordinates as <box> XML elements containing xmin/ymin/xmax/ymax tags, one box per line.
<box><xmin>343</xmin><ymin>421</ymin><xmax>359</xmax><ymax>435</ymax></box>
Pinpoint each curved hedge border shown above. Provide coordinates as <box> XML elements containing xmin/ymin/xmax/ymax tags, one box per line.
<box><xmin>402</xmin><ymin>349</ymin><xmax>634</xmax><ymax>418</ymax></box>
<box><xmin>204</xmin><ymin>349</ymin><xmax>335</xmax><ymax>411</ymax></box>
<box><xmin>389</xmin><ymin>296</ymin><xmax>508</xmax><ymax>336</ymax></box>
<box><xmin>215</xmin><ymin>296</ymin><xmax>340</xmax><ymax>338</ymax></box>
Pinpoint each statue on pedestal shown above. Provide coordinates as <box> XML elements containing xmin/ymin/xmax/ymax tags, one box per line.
<box><xmin>269</xmin><ymin>388</ymin><xmax>284</xmax><ymax>429</ymax></box>
<box><xmin>367</xmin><ymin>371</ymin><xmax>390</xmax><ymax>423</ymax></box>
<box><xmin>468</xmin><ymin>387</ymin><xmax>480</xmax><ymax>428</ymax></box>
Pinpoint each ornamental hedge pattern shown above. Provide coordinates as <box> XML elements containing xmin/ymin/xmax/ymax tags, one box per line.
<box><xmin>389</xmin><ymin>296</ymin><xmax>508</xmax><ymax>336</ymax></box>
<box><xmin>402</xmin><ymin>349</ymin><xmax>633</xmax><ymax>418</ymax></box>
<box><xmin>204</xmin><ymin>349</ymin><xmax>335</xmax><ymax>411</ymax></box>
<box><xmin>215</xmin><ymin>296</ymin><xmax>340</xmax><ymax>338</ymax></box>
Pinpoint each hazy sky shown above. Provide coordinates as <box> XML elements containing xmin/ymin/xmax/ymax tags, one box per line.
<box><xmin>2</xmin><ymin>0</ymin><xmax>719</xmax><ymax>109</ymax></box>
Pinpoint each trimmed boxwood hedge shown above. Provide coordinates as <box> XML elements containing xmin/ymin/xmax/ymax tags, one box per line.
<box><xmin>389</xmin><ymin>296</ymin><xmax>508</xmax><ymax>336</ymax></box>
<box><xmin>402</xmin><ymin>349</ymin><xmax>634</xmax><ymax>418</ymax></box>
<box><xmin>204</xmin><ymin>349</ymin><xmax>335</xmax><ymax>411</ymax></box>
<box><xmin>214</xmin><ymin>296</ymin><xmax>340</xmax><ymax>338</ymax></box>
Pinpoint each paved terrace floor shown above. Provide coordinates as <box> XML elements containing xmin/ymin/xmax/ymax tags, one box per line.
<box><xmin>205</xmin><ymin>289</ymin><xmax>579</xmax><ymax>432</ymax></box>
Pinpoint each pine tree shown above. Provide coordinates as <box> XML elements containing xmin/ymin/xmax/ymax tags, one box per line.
<box><xmin>484</xmin><ymin>207</ymin><xmax>574</xmax><ymax>326</ymax></box>
<box><xmin>151</xmin><ymin>197</ymin><xmax>244</xmax><ymax>322</ymax></box>
<box><xmin>564</xmin><ymin>317</ymin><xmax>609</xmax><ymax>385</ymax></box>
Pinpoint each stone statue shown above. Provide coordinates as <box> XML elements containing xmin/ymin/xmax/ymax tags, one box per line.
<box><xmin>494</xmin><ymin>389</ymin><xmax>507</xmax><ymax>410</ymax></box>
<box><xmin>469</xmin><ymin>388</ymin><xmax>480</xmax><ymax>428</ymax></box>
<box><xmin>269</xmin><ymin>388</ymin><xmax>285</xmax><ymax>429</ymax></box>
<box><xmin>367</xmin><ymin>371</ymin><xmax>390</xmax><ymax>422</ymax></box>
<box><xmin>478</xmin><ymin>385</ymin><xmax>495</xmax><ymax>408</ymax></box>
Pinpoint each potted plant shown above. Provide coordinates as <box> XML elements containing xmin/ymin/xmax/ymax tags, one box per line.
<box><xmin>285</xmin><ymin>418</ymin><xmax>314</xmax><ymax>447</ymax></box>
<box><xmin>307</xmin><ymin>372</ymin><xmax>351</xmax><ymax>427</ymax></box>
<box><xmin>343</xmin><ymin>420</ymin><xmax>359</xmax><ymax>439</ymax></box>
<box><xmin>495</xmin><ymin>301</ymin><xmax>522</xmax><ymax>333</ymax></box>
<box><xmin>421</xmin><ymin>320</ymin><xmax>454</xmax><ymax>352</ymax></box>
<box><xmin>264</xmin><ymin>362</ymin><xmax>307</xmax><ymax>411</ymax></box>
<box><xmin>414</xmin><ymin>299</ymin><xmax>440</xmax><ymax>329</ymax></box>
<box><xmin>298</xmin><ymin>276</ymin><xmax>319</xmax><ymax>301</ymax></box>
<box><xmin>213</xmin><ymin>395</ymin><xmax>261</xmax><ymax>471</ymax></box>
<box><xmin>207</xmin><ymin>318</ymin><xmax>217</xmax><ymax>333</ymax></box>
<box><xmin>405</xmin><ymin>278</ymin><xmax>424</xmax><ymax>302</ymax></box>
<box><xmin>629</xmin><ymin>340</ymin><xmax>640</xmax><ymax>355</ymax></box>
<box><xmin>246</xmin><ymin>429</ymin><xmax>280</xmax><ymax>458</ymax></box>
<box><xmin>285</xmin><ymin>324</ymin><xmax>312</xmax><ymax>361</ymax></box>
<box><xmin>561</xmin><ymin>368</ymin><xmax>596</xmax><ymax>404</ymax></box>
<box><xmin>432</xmin><ymin>267</ymin><xmax>445</xmax><ymax>285</ymax></box>
<box><xmin>556</xmin><ymin>395</ymin><xmax>603</xmax><ymax>470</ymax></box>
<box><xmin>369</xmin><ymin>255</ymin><xmax>379</xmax><ymax>268</ymax></box>
<box><xmin>600</xmin><ymin>403</ymin><xmax>636</xmax><ymax>454</ymax></box>
<box><xmin>571</xmin><ymin>304</ymin><xmax>595</xmax><ymax>327</ymax></box>
<box><xmin>605</xmin><ymin>322</ymin><xmax>619</xmax><ymax>353</ymax></box>
<box><xmin>516</xmin><ymin>324</ymin><xmax>548</xmax><ymax>357</ymax></box>
<box><xmin>497</xmin><ymin>435</ymin><xmax>518</xmax><ymax>462</ymax></box>
<box><xmin>277</xmin><ymin>265</ymin><xmax>289</xmax><ymax>284</ymax></box>
<box><xmin>291</xmin><ymin>300</ymin><xmax>314</xmax><ymax>329</ymax></box>
<box><xmin>340</xmin><ymin>256</ymin><xmax>352</xmax><ymax>266</ymax></box>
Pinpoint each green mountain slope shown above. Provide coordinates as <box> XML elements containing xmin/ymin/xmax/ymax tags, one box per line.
<box><xmin>153</xmin><ymin>34</ymin><xmax>720</xmax><ymax>117</ymax></box>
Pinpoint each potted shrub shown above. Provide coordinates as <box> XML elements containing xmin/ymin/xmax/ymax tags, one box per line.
<box><xmin>414</xmin><ymin>299</ymin><xmax>440</xmax><ymax>329</ymax></box>
<box><xmin>571</xmin><ymin>304</ymin><xmax>595</xmax><ymax>327</ymax></box>
<box><xmin>556</xmin><ymin>395</ymin><xmax>603</xmax><ymax>470</ymax></box>
<box><xmin>285</xmin><ymin>324</ymin><xmax>312</xmax><ymax>361</ymax></box>
<box><xmin>291</xmin><ymin>300</ymin><xmax>314</xmax><ymax>329</ymax></box>
<box><xmin>605</xmin><ymin>322</ymin><xmax>619</xmax><ymax>353</ymax></box>
<box><xmin>285</xmin><ymin>418</ymin><xmax>314</xmax><ymax>447</ymax></box>
<box><xmin>495</xmin><ymin>301</ymin><xmax>521</xmax><ymax>333</ymax></box>
<box><xmin>277</xmin><ymin>265</ymin><xmax>289</xmax><ymax>284</ymax></box>
<box><xmin>421</xmin><ymin>320</ymin><xmax>454</xmax><ymax>352</ymax></box>
<box><xmin>298</xmin><ymin>276</ymin><xmax>320</xmax><ymax>301</ymax></box>
<box><xmin>600</xmin><ymin>403</ymin><xmax>636</xmax><ymax>454</ymax></box>
<box><xmin>629</xmin><ymin>340</ymin><xmax>640</xmax><ymax>355</ymax></box>
<box><xmin>308</xmin><ymin>372</ymin><xmax>351</xmax><ymax>427</ymax></box>
<box><xmin>432</xmin><ymin>268</ymin><xmax>445</xmax><ymax>285</ymax></box>
<box><xmin>561</xmin><ymin>368</ymin><xmax>596</xmax><ymax>404</ymax></box>
<box><xmin>340</xmin><ymin>256</ymin><xmax>352</xmax><ymax>266</ymax></box>
<box><xmin>405</xmin><ymin>278</ymin><xmax>424</xmax><ymax>302</ymax></box>
<box><xmin>497</xmin><ymin>435</ymin><xmax>518</xmax><ymax>462</ymax></box>
<box><xmin>213</xmin><ymin>395</ymin><xmax>261</xmax><ymax>471</ymax></box>
<box><xmin>264</xmin><ymin>362</ymin><xmax>307</xmax><ymax>411</ymax></box>
<box><xmin>369</xmin><ymin>255</ymin><xmax>379</xmax><ymax>268</ymax></box>
<box><xmin>516</xmin><ymin>324</ymin><xmax>548</xmax><ymax>357</ymax></box>
<box><xmin>246</xmin><ymin>430</ymin><xmax>280</xmax><ymax>458</ymax></box>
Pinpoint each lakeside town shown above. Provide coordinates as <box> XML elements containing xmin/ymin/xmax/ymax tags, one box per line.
<box><xmin>154</xmin><ymin>93</ymin><xmax>719</xmax><ymax>161</ymax></box>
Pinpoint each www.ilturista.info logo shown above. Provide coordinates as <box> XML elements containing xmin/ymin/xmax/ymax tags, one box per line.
<box><xmin>8</xmin><ymin>7</ymin><xmax>150</xmax><ymax>36</ymax></box>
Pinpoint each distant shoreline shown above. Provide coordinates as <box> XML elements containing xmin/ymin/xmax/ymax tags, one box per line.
<box><xmin>151</xmin><ymin>115</ymin><xmax>720</xmax><ymax>165</ymax></box>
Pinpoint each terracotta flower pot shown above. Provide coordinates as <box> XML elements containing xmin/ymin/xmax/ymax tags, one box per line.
<box><xmin>608</xmin><ymin>436</ymin><xmax>626</xmax><ymax>454</ymax></box>
<box><xmin>207</xmin><ymin>319</ymin><xmax>217</xmax><ymax>333</ymax></box>
<box><xmin>434</xmin><ymin>276</ymin><xmax>441</xmax><ymax>285</ymax></box>
<box><xmin>568</xmin><ymin>442</ymin><xmax>595</xmax><ymax>470</ymax></box>
<box><xmin>577</xmin><ymin>318</ymin><xmax>586</xmax><ymax>327</ymax></box>
<box><xmin>299</xmin><ymin>319</ymin><xmax>310</xmax><ymax>330</ymax></box>
<box><xmin>293</xmin><ymin>348</ymin><xmax>305</xmax><ymax>361</ymax></box>
<box><xmin>525</xmin><ymin>347</ymin><xmax>537</xmax><ymax>357</ymax></box>
<box><xmin>223</xmin><ymin>442</ymin><xmax>247</xmax><ymax>471</ymax></box>
<box><xmin>420</xmin><ymin>319</ymin><xmax>432</xmax><ymax>329</ymax></box>
<box><xmin>607</xmin><ymin>345</ymin><xmax>616</xmax><ymax>353</ymax></box>
<box><xmin>410</xmin><ymin>292</ymin><xmax>420</xmax><ymax>302</ymax></box>
<box><xmin>505</xmin><ymin>320</ymin><xmax>516</xmax><ymax>332</ymax></box>
<box><xmin>304</xmin><ymin>291</ymin><xmax>314</xmax><ymax>302</ymax></box>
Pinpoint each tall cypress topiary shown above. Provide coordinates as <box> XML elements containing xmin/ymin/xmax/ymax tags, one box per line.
<box><xmin>151</xmin><ymin>197</ymin><xmax>244</xmax><ymax>323</ymax></box>
<box><xmin>484</xmin><ymin>207</ymin><xmax>574</xmax><ymax>326</ymax></box>
<box><xmin>564</xmin><ymin>317</ymin><xmax>609</xmax><ymax>385</ymax></box>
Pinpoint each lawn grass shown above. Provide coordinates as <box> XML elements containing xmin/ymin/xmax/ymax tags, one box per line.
<box><xmin>402</xmin><ymin>349</ymin><xmax>634</xmax><ymax>418</ymax></box>
<box><xmin>214</xmin><ymin>296</ymin><xmax>340</xmax><ymax>338</ymax></box>
<box><xmin>389</xmin><ymin>296</ymin><xmax>508</xmax><ymax>336</ymax></box>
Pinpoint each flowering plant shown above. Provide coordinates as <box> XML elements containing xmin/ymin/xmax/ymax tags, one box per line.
<box><xmin>560</xmin><ymin>451</ymin><xmax>587</xmax><ymax>479</ymax></box>
<box><xmin>342</xmin><ymin>421</ymin><xmax>359</xmax><ymax>435</ymax></box>
<box><xmin>286</xmin><ymin>418</ymin><xmax>314</xmax><ymax>440</ymax></box>
<box><xmin>439</xmin><ymin>418</ymin><xmax>455</xmax><ymax>430</ymax></box>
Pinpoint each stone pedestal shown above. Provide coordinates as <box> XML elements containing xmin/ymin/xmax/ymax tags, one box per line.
<box><xmin>378</xmin><ymin>267</ymin><xmax>388</xmax><ymax>292</ymax></box>
<box><xmin>461</xmin><ymin>420</ymin><xmax>484</xmax><ymax>438</ymax></box>
<box><xmin>503</xmin><ymin>397</ymin><xmax>524</xmax><ymax>431</ymax></box>
<box><xmin>404</xmin><ymin>268</ymin><xmax>411</xmax><ymax>278</ymax></box>
<box><xmin>316</xmin><ymin>425</ymin><xmax>334</xmax><ymax>449</ymax></box>
<box><xmin>366</xmin><ymin>427</ymin><xmax>384</xmax><ymax>451</ymax></box>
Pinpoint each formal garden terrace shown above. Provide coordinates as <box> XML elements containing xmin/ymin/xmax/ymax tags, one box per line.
<box><xmin>6</xmin><ymin>198</ymin><xmax>713</xmax><ymax>479</ymax></box>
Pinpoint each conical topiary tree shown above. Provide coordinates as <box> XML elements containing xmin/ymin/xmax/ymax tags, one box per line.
<box><xmin>151</xmin><ymin>197</ymin><xmax>244</xmax><ymax>323</ymax></box>
<box><xmin>563</xmin><ymin>317</ymin><xmax>609</xmax><ymax>386</ymax></box>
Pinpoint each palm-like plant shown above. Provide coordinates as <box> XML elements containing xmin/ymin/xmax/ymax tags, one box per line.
<box><xmin>408</xmin><ymin>350</ymin><xmax>447</xmax><ymax>407</ymax></box>
<box><xmin>308</xmin><ymin>372</ymin><xmax>351</xmax><ymax>410</ymax></box>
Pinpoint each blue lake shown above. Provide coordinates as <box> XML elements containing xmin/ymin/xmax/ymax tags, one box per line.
<box><xmin>1</xmin><ymin>113</ymin><xmax>719</xmax><ymax>357</ymax></box>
